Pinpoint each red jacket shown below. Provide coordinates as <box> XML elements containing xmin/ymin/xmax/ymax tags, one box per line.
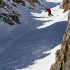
<box><xmin>45</xmin><ymin>8</ymin><xmax>51</xmax><ymax>13</ymax></box>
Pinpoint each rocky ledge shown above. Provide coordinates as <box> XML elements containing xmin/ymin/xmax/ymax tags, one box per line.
<box><xmin>60</xmin><ymin>0</ymin><xmax>70</xmax><ymax>12</ymax></box>
<box><xmin>0</xmin><ymin>0</ymin><xmax>43</xmax><ymax>25</ymax></box>
<box><xmin>50</xmin><ymin>0</ymin><xmax>70</xmax><ymax>69</ymax></box>
<box><xmin>50</xmin><ymin>12</ymin><xmax>70</xmax><ymax>70</ymax></box>
<box><xmin>12</xmin><ymin>0</ymin><xmax>42</xmax><ymax>7</ymax></box>
<box><xmin>0</xmin><ymin>0</ymin><xmax>20</xmax><ymax>25</ymax></box>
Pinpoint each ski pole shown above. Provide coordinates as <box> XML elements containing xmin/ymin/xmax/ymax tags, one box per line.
<box><xmin>43</xmin><ymin>10</ymin><xmax>45</xmax><ymax>18</ymax></box>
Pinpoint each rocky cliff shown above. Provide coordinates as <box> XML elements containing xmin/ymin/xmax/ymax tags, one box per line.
<box><xmin>60</xmin><ymin>0</ymin><xmax>70</xmax><ymax>12</ymax></box>
<box><xmin>50</xmin><ymin>0</ymin><xmax>70</xmax><ymax>70</ymax></box>
<box><xmin>0</xmin><ymin>0</ymin><xmax>43</xmax><ymax>25</ymax></box>
<box><xmin>50</xmin><ymin>12</ymin><xmax>70</xmax><ymax>70</ymax></box>
<box><xmin>0</xmin><ymin>0</ymin><xmax>20</xmax><ymax>25</ymax></box>
<box><xmin>12</xmin><ymin>0</ymin><xmax>42</xmax><ymax>7</ymax></box>
<box><xmin>50</xmin><ymin>0</ymin><xmax>70</xmax><ymax>69</ymax></box>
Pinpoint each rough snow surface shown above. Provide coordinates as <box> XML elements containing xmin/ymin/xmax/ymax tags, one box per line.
<box><xmin>16</xmin><ymin>45</ymin><xmax>61</xmax><ymax>70</ymax></box>
<box><xmin>0</xmin><ymin>0</ymin><xmax>69</xmax><ymax>70</ymax></box>
<box><xmin>31</xmin><ymin>6</ymin><xmax>69</xmax><ymax>29</ymax></box>
<box><xmin>16</xmin><ymin>0</ymin><xmax>69</xmax><ymax>70</ymax></box>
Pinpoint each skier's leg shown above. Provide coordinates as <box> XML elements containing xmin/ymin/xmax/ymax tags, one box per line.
<box><xmin>48</xmin><ymin>13</ymin><xmax>50</xmax><ymax>16</ymax></box>
<box><xmin>48</xmin><ymin>13</ymin><xmax>51</xmax><ymax>17</ymax></box>
<box><xmin>49</xmin><ymin>11</ymin><xmax>52</xmax><ymax>16</ymax></box>
<box><xmin>51</xmin><ymin>14</ymin><xmax>53</xmax><ymax>16</ymax></box>
<box><xmin>49</xmin><ymin>11</ymin><xmax>53</xmax><ymax>16</ymax></box>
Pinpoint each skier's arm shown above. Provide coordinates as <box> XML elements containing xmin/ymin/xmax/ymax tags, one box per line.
<box><xmin>45</xmin><ymin>10</ymin><xmax>47</xmax><ymax>12</ymax></box>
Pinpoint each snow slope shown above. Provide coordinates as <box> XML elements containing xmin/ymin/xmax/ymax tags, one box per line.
<box><xmin>0</xmin><ymin>0</ymin><xmax>69</xmax><ymax>70</ymax></box>
<box><xmin>16</xmin><ymin>0</ymin><xmax>69</xmax><ymax>70</ymax></box>
<box><xmin>17</xmin><ymin>45</ymin><xmax>61</xmax><ymax>70</ymax></box>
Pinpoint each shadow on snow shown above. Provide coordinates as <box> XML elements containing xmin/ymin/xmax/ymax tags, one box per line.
<box><xmin>0</xmin><ymin>20</ymin><xmax>67</xmax><ymax>70</ymax></box>
<box><xmin>0</xmin><ymin>1</ymin><xmax>67</xmax><ymax>70</ymax></box>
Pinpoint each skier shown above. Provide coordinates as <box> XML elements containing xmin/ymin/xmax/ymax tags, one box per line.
<box><xmin>45</xmin><ymin>8</ymin><xmax>53</xmax><ymax>17</ymax></box>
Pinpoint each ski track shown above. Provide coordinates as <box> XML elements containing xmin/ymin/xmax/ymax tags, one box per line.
<box><xmin>32</xmin><ymin>6</ymin><xmax>69</xmax><ymax>29</ymax></box>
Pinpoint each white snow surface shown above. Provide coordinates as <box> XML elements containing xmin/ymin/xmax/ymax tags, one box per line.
<box><xmin>17</xmin><ymin>45</ymin><xmax>61</xmax><ymax>70</ymax></box>
<box><xmin>16</xmin><ymin>0</ymin><xmax>69</xmax><ymax>70</ymax></box>
<box><xmin>0</xmin><ymin>0</ymin><xmax>70</xmax><ymax>70</ymax></box>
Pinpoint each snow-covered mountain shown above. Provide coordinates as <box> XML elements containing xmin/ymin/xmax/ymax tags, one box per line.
<box><xmin>0</xmin><ymin>0</ymin><xmax>69</xmax><ymax>70</ymax></box>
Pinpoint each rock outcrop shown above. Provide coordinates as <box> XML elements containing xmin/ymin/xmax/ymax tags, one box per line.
<box><xmin>0</xmin><ymin>0</ymin><xmax>43</xmax><ymax>25</ymax></box>
<box><xmin>50</xmin><ymin>0</ymin><xmax>70</xmax><ymax>70</ymax></box>
<box><xmin>50</xmin><ymin>12</ymin><xmax>70</xmax><ymax>70</ymax></box>
<box><xmin>0</xmin><ymin>0</ymin><xmax>20</xmax><ymax>25</ymax></box>
<box><xmin>26</xmin><ymin>0</ymin><xmax>41</xmax><ymax>6</ymax></box>
<box><xmin>12</xmin><ymin>0</ymin><xmax>42</xmax><ymax>7</ymax></box>
<box><xmin>12</xmin><ymin>0</ymin><xmax>25</xmax><ymax>6</ymax></box>
<box><xmin>60</xmin><ymin>0</ymin><xmax>70</xmax><ymax>12</ymax></box>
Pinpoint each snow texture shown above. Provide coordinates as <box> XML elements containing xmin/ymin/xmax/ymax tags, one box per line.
<box><xmin>0</xmin><ymin>0</ymin><xmax>69</xmax><ymax>70</ymax></box>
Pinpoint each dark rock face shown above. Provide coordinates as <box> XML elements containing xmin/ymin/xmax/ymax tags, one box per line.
<box><xmin>50</xmin><ymin>0</ymin><xmax>70</xmax><ymax>69</ymax></box>
<box><xmin>12</xmin><ymin>0</ymin><xmax>25</xmax><ymax>6</ymax></box>
<box><xmin>0</xmin><ymin>0</ymin><xmax>42</xmax><ymax>25</ymax></box>
<box><xmin>0</xmin><ymin>0</ymin><xmax>20</xmax><ymax>25</ymax></box>
<box><xmin>26</xmin><ymin>0</ymin><xmax>41</xmax><ymax>6</ymax></box>
<box><xmin>50</xmin><ymin>12</ymin><xmax>70</xmax><ymax>70</ymax></box>
<box><xmin>0</xmin><ymin>0</ymin><xmax>2</xmax><ymax>3</ymax></box>
<box><xmin>12</xmin><ymin>0</ymin><xmax>42</xmax><ymax>7</ymax></box>
<box><xmin>60</xmin><ymin>0</ymin><xmax>70</xmax><ymax>12</ymax></box>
